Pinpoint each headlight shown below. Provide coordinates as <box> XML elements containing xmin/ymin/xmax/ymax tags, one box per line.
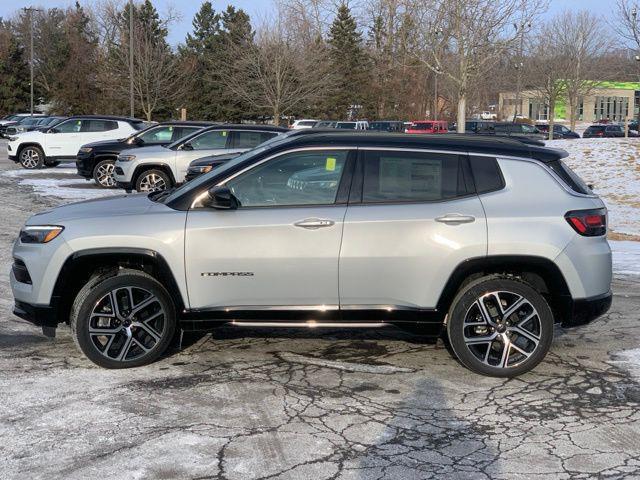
<box><xmin>118</xmin><ymin>154</ymin><xmax>136</xmax><ymax>162</ymax></box>
<box><xmin>190</xmin><ymin>165</ymin><xmax>213</xmax><ymax>174</ymax></box>
<box><xmin>19</xmin><ymin>226</ymin><xmax>64</xmax><ymax>244</ymax></box>
<box><xmin>79</xmin><ymin>147</ymin><xmax>93</xmax><ymax>153</ymax></box>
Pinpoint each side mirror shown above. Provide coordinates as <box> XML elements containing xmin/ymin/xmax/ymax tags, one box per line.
<box><xmin>181</xmin><ymin>142</ymin><xmax>194</xmax><ymax>151</ymax></box>
<box><xmin>48</xmin><ymin>128</ymin><xmax>59</xmax><ymax>134</ymax></box>
<box><xmin>205</xmin><ymin>186</ymin><xmax>239</xmax><ymax>210</ymax></box>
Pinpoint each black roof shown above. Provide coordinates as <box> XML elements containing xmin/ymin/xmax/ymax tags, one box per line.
<box><xmin>65</xmin><ymin>114</ymin><xmax>146</xmax><ymax>123</ymax></box>
<box><xmin>279</xmin><ymin>131</ymin><xmax>567</xmax><ymax>163</ymax></box>
<box><xmin>157</xmin><ymin>120</ymin><xmax>217</xmax><ymax>127</ymax></box>
<box><xmin>200</xmin><ymin>123</ymin><xmax>288</xmax><ymax>133</ymax></box>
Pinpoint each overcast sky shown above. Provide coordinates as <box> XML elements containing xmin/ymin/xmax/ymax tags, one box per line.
<box><xmin>0</xmin><ymin>0</ymin><xmax>617</xmax><ymax>46</ymax></box>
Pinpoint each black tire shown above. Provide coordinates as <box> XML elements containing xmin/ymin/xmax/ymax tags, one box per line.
<box><xmin>446</xmin><ymin>275</ymin><xmax>554</xmax><ymax>378</ymax></box>
<box><xmin>70</xmin><ymin>269</ymin><xmax>176</xmax><ymax>369</ymax></box>
<box><xmin>93</xmin><ymin>158</ymin><xmax>117</xmax><ymax>188</ymax></box>
<box><xmin>19</xmin><ymin>145</ymin><xmax>44</xmax><ymax>169</ymax></box>
<box><xmin>135</xmin><ymin>169</ymin><xmax>172</xmax><ymax>193</ymax></box>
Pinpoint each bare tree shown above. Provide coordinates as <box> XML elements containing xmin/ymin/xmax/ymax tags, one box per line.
<box><xmin>554</xmin><ymin>11</ymin><xmax>611</xmax><ymax>130</ymax></box>
<box><xmin>527</xmin><ymin>24</ymin><xmax>569</xmax><ymax>140</ymax></box>
<box><xmin>413</xmin><ymin>0</ymin><xmax>547</xmax><ymax>132</ymax></box>
<box><xmin>221</xmin><ymin>21</ymin><xmax>335</xmax><ymax>125</ymax></box>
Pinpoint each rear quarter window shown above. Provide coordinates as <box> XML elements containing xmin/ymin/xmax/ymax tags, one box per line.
<box><xmin>547</xmin><ymin>160</ymin><xmax>592</xmax><ymax>194</ymax></box>
<box><xmin>469</xmin><ymin>156</ymin><xmax>505</xmax><ymax>193</ymax></box>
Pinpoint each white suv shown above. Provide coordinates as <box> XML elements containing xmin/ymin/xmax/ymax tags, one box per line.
<box><xmin>113</xmin><ymin>125</ymin><xmax>286</xmax><ymax>192</ymax></box>
<box><xmin>10</xmin><ymin>132</ymin><xmax>612</xmax><ymax>376</ymax></box>
<box><xmin>7</xmin><ymin>116</ymin><xmax>144</xmax><ymax>169</ymax></box>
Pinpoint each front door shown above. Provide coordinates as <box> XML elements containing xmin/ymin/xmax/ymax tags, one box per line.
<box><xmin>339</xmin><ymin>149</ymin><xmax>487</xmax><ymax>309</ymax></box>
<box><xmin>185</xmin><ymin>148</ymin><xmax>354</xmax><ymax>310</ymax></box>
<box><xmin>46</xmin><ymin>118</ymin><xmax>83</xmax><ymax>158</ymax></box>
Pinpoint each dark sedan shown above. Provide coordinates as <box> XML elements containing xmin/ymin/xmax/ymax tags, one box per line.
<box><xmin>535</xmin><ymin>124</ymin><xmax>580</xmax><ymax>139</ymax></box>
<box><xmin>184</xmin><ymin>152</ymin><xmax>241</xmax><ymax>182</ymax></box>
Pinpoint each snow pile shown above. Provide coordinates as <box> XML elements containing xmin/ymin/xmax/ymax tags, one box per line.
<box><xmin>552</xmin><ymin>138</ymin><xmax>640</xmax><ymax>237</ymax></box>
<box><xmin>610</xmin><ymin>240</ymin><xmax>640</xmax><ymax>276</ymax></box>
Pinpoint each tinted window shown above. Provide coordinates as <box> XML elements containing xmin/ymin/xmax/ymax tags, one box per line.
<box><xmin>82</xmin><ymin>120</ymin><xmax>118</xmax><ymax>132</ymax></box>
<box><xmin>469</xmin><ymin>156</ymin><xmax>505</xmax><ymax>193</ymax></box>
<box><xmin>362</xmin><ymin>151</ymin><xmax>468</xmax><ymax>203</ymax></box>
<box><xmin>547</xmin><ymin>160</ymin><xmax>591</xmax><ymax>194</ymax></box>
<box><xmin>138</xmin><ymin>125</ymin><xmax>176</xmax><ymax>143</ymax></box>
<box><xmin>337</xmin><ymin>122</ymin><xmax>356</xmax><ymax>129</ymax></box>
<box><xmin>172</xmin><ymin>126</ymin><xmax>201</xmax><ymax>142</ymax></box>
<box><xmin>606</xmin><ymin>125</ymin><xmax>622</xmax><ymax>132</ymax></box>
<box><xmin>227</xmin><ymin>150</ymin><xmax>348</xmax><ymax>207</ymax></box>
<box><xmin>230</xmin><ymin>131</ymin><xmax>278</xmax><ymax>149</ymax></box>
<box><xmin>587</xmin><ymin>126</ymin><xmax>605</xmax><ymax>132</ymax></box>
<box><xmin>54</xmin><ymin>119</ymin><xmax>82</xmax><ymax>133</ymax></box>
<box><xmin>189</xmin><ymin>130</ymin><xmax>229</xmax><ymax>150</ymax></box>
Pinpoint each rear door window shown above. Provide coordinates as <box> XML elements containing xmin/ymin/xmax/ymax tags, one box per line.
<box><xmin>229</xmin><ymin>131</ymin><xmax>279</xmax><ymax>149</ymax></box>
<box><xmin>361</xmin><ymin>151</ymin><xmax>470</xmax><ymax>203</ymax></box>
<box><xmin>82</xmin><ymin>120</ymin><xmax>118</xmax><ymax>132</ymax></box>
<box><xmin>55</xmin><ymin>119</ymin><xmax>82</xmax><ymax>133</ymax></box>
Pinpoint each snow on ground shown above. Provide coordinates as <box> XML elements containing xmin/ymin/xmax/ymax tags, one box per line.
<box><xmin>610</xmin><ymin>240</ymin><xmax>640</xmax><ymax>276</ymax></box>
<box><xmin>2</xmin><ymin>165</ymin><xmax>125</xmax><ymax>200</ymax></box>
<box><xmin>551</xmin><ymin>138</ymin><xmax>640</xmax><ymax>237</ymax></box>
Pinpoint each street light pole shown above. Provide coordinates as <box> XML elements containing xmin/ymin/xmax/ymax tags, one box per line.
<box><xmin>129</xmin><ymin>0</ymin><xmax>134</xmax><ymax>118</ymax></box>
<box><xmin>22</xmin><ymin>7</ymin><xmax>41</xmax><ymax>116</ymax></box>
<box><xmin>434</xmin><ymin>69</ymin><xmax>441</xmax><ymax>121</ymax></box>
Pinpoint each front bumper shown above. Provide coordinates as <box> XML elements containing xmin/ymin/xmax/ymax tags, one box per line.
<box><xmin>563</xmin><ymin>291</ymin><xmax>612</xmax><ymax>327</ymax></box>
<box><xmin>75</xmin><ymin>154</ymin><xmax>95</xmax><ymax>178</ymax></box>
<box><xmin>13</xmin><ymin>300</ymin><xmax>58</xmax><ymax>328</ymax></box>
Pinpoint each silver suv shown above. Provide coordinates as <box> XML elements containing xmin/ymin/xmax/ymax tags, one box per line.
<box><xmin>11</xmin><ymin>132</ymin><xmax>612</xmax><ymax>377</ymax></box>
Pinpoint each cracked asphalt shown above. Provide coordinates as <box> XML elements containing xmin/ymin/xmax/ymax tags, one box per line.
<box><xmin>1</xmin><ymin>146</ymin><xmax>640</xmax><ymax>479</ymax></box>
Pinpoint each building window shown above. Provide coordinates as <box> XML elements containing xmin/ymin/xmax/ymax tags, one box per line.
<box><xmin>528</xmin><ymin>100</ymin><xmax>548</xmax><ymax>120</ymax></box>
<box><xmin>594</xmin><ymin>96</ymin><xmax>629</xmax><ymax>121</ymax></box>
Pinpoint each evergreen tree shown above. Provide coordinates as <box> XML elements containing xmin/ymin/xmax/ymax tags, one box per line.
<box><xmin>327</xmin><ymin>3</ymin><xmax>370</xmax><ymax>119</ymax></box>
<box><xmin>0</xmin><ymin>22</ymin><xmax>29</xmax><ymax>114</ymax></box>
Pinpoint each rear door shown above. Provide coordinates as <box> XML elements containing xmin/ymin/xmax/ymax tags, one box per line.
<box><xmin>81</xmin><ymin>119</ymin><xmax>120</xmax><ymax>144</ymax></box>
<box><xmin>339</xmin><ymin>148</ymin><xmax>486</xmax><ymax>309</ymax></box>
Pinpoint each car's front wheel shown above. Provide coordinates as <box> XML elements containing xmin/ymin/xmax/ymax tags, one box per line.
<box><xmin>136</xmin><ymin>169</ymin><xmax>171</xmax><ymax>193</ymax></box>
<box><xmin>447</xmin><ymin>275</ymin><xmax>554</xmax><ymax>377</ymax></box>
<box><xmin>70</xmin><ymin>269</ymin><xmax>176</xmax><ymax>369</ymax></box>
<box><xmin>19</xmin><ymin>146</ymin><xmax>44</xmax><ymax>169</ymax></box>
<box><xmin>93</xmin><ymin>159</ymin><xmax>116</xmax><ymax>188</ymax></box>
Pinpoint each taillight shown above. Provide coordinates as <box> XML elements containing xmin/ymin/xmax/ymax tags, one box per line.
<box><xmin>565</xmin><ymin>208</ymin><xmax>607</xmax><ymax>236</ymax></box>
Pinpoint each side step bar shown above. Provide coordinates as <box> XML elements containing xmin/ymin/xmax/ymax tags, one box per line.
<box><xmin>230</xmin><ymin>321</ymin><xmax>391</xmax><ymax>328</ymax></box>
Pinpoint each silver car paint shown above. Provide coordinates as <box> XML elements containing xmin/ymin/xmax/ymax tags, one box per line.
<box><xmin>11</xmin><ymin>147</ymin><xmax>612</xmax><ymax>315</ymax></box>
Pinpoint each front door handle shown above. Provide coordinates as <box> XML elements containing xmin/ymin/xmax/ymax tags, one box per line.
<box><xmin>435</xmin><ymin>214</ymin><xmax>476</xmax><ymax>225</ymax></box>
<box><xmin>294</xmin><ymin>218</ymin><xmax>335</xmax><ymax>229</ymax></box>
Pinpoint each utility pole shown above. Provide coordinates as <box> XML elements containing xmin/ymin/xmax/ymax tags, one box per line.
<box><xmin>434</xmin><ymin>68</ymin><xmax>441</xmax><ymax>121</ymax></box>
<box><xmin>129</xmin><ymin>0</ymin><xmax>135</xmax><ymax>118</ymax></box>
<box><xmin>22</xmin><ymin>7</ymin><xmax>41</xmax><ymax>116</ymax></box>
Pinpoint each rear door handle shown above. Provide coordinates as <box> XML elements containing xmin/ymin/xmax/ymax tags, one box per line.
<box><xmin>435</xmin><ymin>214</ymin><xmax>476</xmax><ymax>225</ymax></box>
<box><xmin>294</xmin><ymin>218</ymin><xmax>335</xmax><ymax>229</ymax></box>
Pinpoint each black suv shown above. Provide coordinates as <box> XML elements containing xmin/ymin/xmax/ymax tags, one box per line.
<box><xmin>76</xmin><ymin>121</ymin><xmax>213</xmax><ymax>188</ymax></box>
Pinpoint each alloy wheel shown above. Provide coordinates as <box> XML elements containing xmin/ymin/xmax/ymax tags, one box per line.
<box><xmin>88</xmin><ymin>286</ymin><xmax>167</xmax><ymax>363</ymax></box>
<box><xmin>95</xmin><ymin>162</ymin><xmax>116</xmax><ymax>187</ymax></box>
<box><xmin>138</xmin><ymin>173</ymin><xmax>167</xmax><ymax>192</ymax></box>
<box><xmin>20</xmin><ymin>148</ymin><xmax>40</xmax><ymax>169</ymax></box>
<box><xmin>462</xmin><ymin>290</ymin><xmax>542</xmax><ymax>369</ymax></box>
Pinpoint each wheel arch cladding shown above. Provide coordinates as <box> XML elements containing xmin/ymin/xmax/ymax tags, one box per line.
<box><xmin>51</xmin><ymin>248</ymin><xmax>185</xmax><ymax>326</ymax></box>
<box><xmin>437</xmin><ymin>255</ymin><xmax>572</xmax><ymax>324</ymax></box>
<box><xmin>133</xmin><ymin>164</ymin><xmax>176</xmax><ymax>185</ymax></box>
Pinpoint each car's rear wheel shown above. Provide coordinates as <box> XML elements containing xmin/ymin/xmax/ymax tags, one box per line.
<box><xmin>70</xmin><ymin>269</ymin><xmax>176</xmax><ymax>369</ymax></box>
<box><xmin>93</xmin><ymin>159</ymin><xmax>116</xmax><ymax>188</ymax></box>
<box><xmin>136</xmin><ymin>169</ymin><xmax>171</xmax><ymax>193</ymax></box>
<box><xmin>447</xmin><ymin>275</ymin><xmax>554</xmax><ymax>377</ymax></box>
<box><xmin>19</xmin><ymin>146</ymin><xmax>44</xmax><ymax>169</ymax></box>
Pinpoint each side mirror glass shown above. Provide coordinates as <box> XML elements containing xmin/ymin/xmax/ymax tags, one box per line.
<box><xmin>205</xmin><ymin>186</ymin><xmax>239</xmax><ymax>210</ymax></box>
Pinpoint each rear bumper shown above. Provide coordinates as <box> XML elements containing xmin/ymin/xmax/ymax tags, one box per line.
<box><xmin>563</xmin><ymin>291</ymin><xmax>612</xmax><ymax>327</ymax></box>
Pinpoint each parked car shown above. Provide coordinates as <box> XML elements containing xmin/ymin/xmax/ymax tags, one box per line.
<box><xmin>583</xmin><ymin>124</ymin><xmax>638</xmax><ymax>138</ymax></box>
<box><xmin>4</xmin><ymin>116</ymin><xmax>67</xmax><ymax>136</ymax></box>
<box><xmin>465</xmin><ymin>120</ymin><xmax>495</xmax><ymax>134</ymax></box>
<box><xmin>314</xmin><ymin>121</ymin><xmax>337</xmax><ymax>128</ymax></box>
<box><xmin>7</xmin><ymin>115</ymin><xmax>146</xmax><ymax>169</ymax></box>
<box><xmin>76</xmin><ymin>121</ymin><xmax>213</xmax><ymax>188</ymax></box>
<box><xmin>11</xmin><ymin>133</ymin><xmax>611</xmax><ymax>377</ymax></box>
<box><xmin>113</xmin><ymin>124</ymin><xmax>287</xmax><ymax>192</ymax></box>
<box><xmin>0</xmin><ymin>113</ymin><xmax>44</xmax><ymax>127</ymax></box>
<box><xmin>368</xmin><ymin>121</ymin><xmax>405</xmax><ymax>132</ymax></box>
<box><xmin>535</xmin><ymin>124</ymin><xmax>580</xmax><ymax>139</ymax></box>
<box><xmin>493</xmin><ymin>122</ymin><xmax>545</xmax><ymax>140</ymax></box>
<box><xmin>290</xmin><ymin>119</ymin><xmax>319</xmax><ymax>129</ymax></box>
<box><xmin>406</xmin><ymin>120</ymin><xmax>449</xmax><ymax>134</ymax></box>
<box><xmin>335</xmin><ymin>121</ymin><xmax>369</xmax><ymax>130</ymax></box>
<box><xmin>184</xmin><ymin>152</ymin><xmax>242</xmax><ymax>182</ymax></box>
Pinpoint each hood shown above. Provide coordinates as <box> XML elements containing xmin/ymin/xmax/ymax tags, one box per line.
<box><xmin>83</xmin><ymin>138</ymin><xmax>130</xmax><ymax>149</ymax></box>
<box><xmin>27</xmin><ymin>194</ymin><xmax>154</xmax><ymax>225</ymax></box>
<box><xmin>11</xmin><ymin>130</ymin><xmax>41</xmax><ymax>140</ymax></box>
<box><xmin>119</xmin><ymin>144</ymin><xmax>170</xmax><ymax>158</ymax></box>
